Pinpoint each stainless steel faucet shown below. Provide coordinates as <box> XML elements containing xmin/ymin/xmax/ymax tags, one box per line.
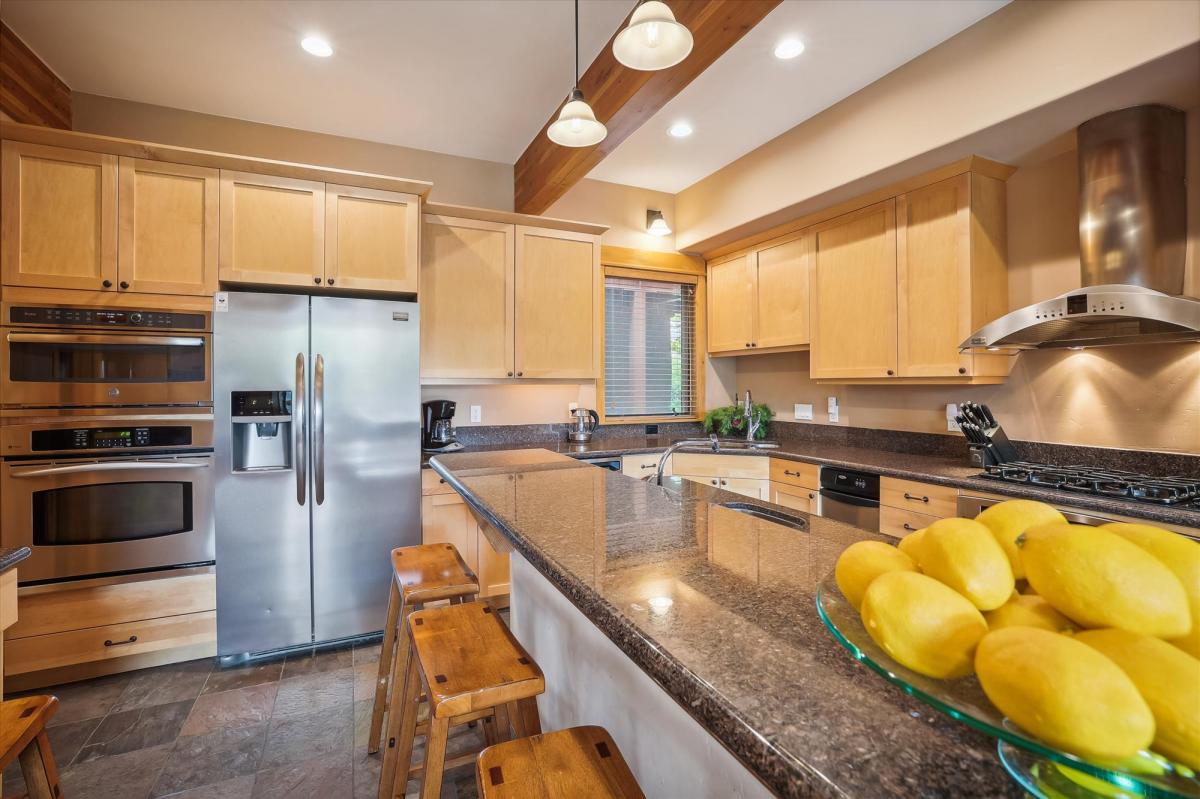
<box><xmin>743</xmin><ymin>390</ymin><xmax>759</xmax><ymax>441</ymax></box>
<box><xmin>651</xmin><ymin>429</ymin><xmax>779</xmax><ymax>486</ymax></box>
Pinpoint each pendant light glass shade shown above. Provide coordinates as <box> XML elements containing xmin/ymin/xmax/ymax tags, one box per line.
<box><xmin>613</xmin><ymin>1</ymin><xmax>693</xmax><ymax>71</ymax></box>
<box><xmin>548</xmin><ymin>88</ymin><xmax>607</xmax><ymax>147</ymax></box>
<box><xmin>646</xmin><ymin>209</ymin><xmax>671</xmax><ymax>236</ymax></box>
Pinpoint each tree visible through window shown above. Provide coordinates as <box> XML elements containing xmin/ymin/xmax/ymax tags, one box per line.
<box><xmin>604</xmin><ymin>275</ymin><xmax>695</xmax><ymax>417</ymax></box>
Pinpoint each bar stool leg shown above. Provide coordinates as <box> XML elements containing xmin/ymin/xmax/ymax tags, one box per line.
<box><xmin>379</xmin><ymin>612</ymin><xmax>417</xmax><ymax>799</ymax></box>
<box><xmin>367</xmin><ymin>577</ymin><xmax>402</xmax><ymax>754</ymax></box>
<box><xmin>506</xmin><ymin>696</ymin><xmax>542</xmax><ymax>739</ymax></box>
<box><xmin>419</xmin><ymin>716</ymin><xmax>451</xmax><ymax>799</ymax></box>
<box><xmin>18</xmin><ymin>731</ymin><xmax>62</xmax><ymax>799</ymax></box>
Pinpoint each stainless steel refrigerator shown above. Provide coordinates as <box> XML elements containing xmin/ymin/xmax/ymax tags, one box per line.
<box><xmin>214</xmin><ymin>292</ymin><xmax>420</xmax><ymax>659</ymax></box>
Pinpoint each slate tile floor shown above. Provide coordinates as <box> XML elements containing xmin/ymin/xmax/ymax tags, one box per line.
<box><xmin>3</xmin><ymin>642</ymin><xmax>482</xmax><ymax>799</ymax></box>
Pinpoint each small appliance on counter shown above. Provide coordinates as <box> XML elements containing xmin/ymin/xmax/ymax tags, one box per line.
<box><xmin>568</xmin><ymin>407</ymin><xmax>599</xmax><ymax>443</ymax></box>
<box><xmin>423</xmin><ymin>399</ymin><xmax>463</xmax><ymax>452</ymax></box>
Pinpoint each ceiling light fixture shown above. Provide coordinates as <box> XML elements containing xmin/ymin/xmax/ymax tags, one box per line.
<box><xmin>613</xmin><ymin>0</ymin><xmax>693</xmax><ymax>71</ymax></box>
<box><xmin>647</xmin><ymin>210</ymin><xmax>671</xmax><ymax>237</ymax></box>
<box><xmin>300</xmin><ymin>35</ymin><xmax>333</xmax><ymax>58</ymax></box>
<box><xmin>774</xmin><ymin>37</ymin><xmax>805</xmax><ymax>60</ymax></box>
<box><xmin>668</xmin><ymin>121</ymin><xmax>693</xmax><ymax>138</ymax></box>
<box><xmin>548</xmin><ymin>0</ymin><xmax>607</xmax><ymax>148</ymax></box>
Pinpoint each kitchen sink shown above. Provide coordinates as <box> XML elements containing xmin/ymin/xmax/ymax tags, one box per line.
<box><xmin>717</xmin><ymin>502</ymin><xmax>808</xmax><ymax>531</ymax></box>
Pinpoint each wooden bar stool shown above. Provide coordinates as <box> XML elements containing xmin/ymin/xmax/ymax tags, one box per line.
<box><xmin>477</xmin><ymin>725</ymin><xmax>645</xmax><ymax>799</ymax></box>
<box><xmin>1</xmin><ymin>695</ymin><xmax>63</xmax><ymax>799</ymax></box>
<box><xmin>369</xmin><ymin>544</ymin><xmax>479</xmax><ymax>782</ymax></box>
<box><xmin>385</xmin><ymin>601</ymin><xmax>545</xmax><ymax>799</ymax></box>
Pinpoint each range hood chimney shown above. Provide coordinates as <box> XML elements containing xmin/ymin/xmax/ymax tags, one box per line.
<box><xmin>962</xmin><ymin>105</ymin><xmax>1199</xmax><ymax>352</ymax></box>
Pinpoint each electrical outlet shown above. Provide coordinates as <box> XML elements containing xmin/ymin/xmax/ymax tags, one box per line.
<box><xmin>827</xmin><ymin>396</ymin><xmax>839</xmax><ymax>424</ymax></box>
<box><xmin>794</xmin><ymin>403</ymin><xmax>813</xmax><ymax>421</ymax></box>
<box><xmin>469</xmin><ymin>405</ymin><xmax>482</xmax><ymax>423</ymax></box>
<box><xmin>946</xmin><ymin>403</ymin><xmax>961</xmax><ymax>432</ymax></box>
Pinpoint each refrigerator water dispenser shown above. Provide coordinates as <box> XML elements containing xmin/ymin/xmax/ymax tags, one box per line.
<box><xmin>230</xmin><ymin>390</ymin><xmax>293</xmax><ymax>472</ymax></box>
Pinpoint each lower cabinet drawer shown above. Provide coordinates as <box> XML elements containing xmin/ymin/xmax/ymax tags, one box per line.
<box><xmin>880</xmin><ymin>476</ymin><xmax>958</xmax><ymax>517</ymax></box>
<box><xmin>769</xmin><ymin>482</ymin><xmax>817</xmax><ymax>514</ymax></box>
<box><xmin>621</xmin><ymin>452</ymin><xmax>669</xmax><ymax>478</ymax></box>
<box><xmin>879</xmin><ymin>505</ymin><xmax>940</xmax><ymax>540</ymax></box>
<box><xmin>4</xmin><ymin>611</ymin><xmax>217</xmax><ymax>675</ymax></box>
<box><xmin>769</xmin><ymin>459</ymin><xmax>819</xmax><ymax>490</ymax></box>
<box><xmin>422</xmin><ymin>469</ymin><xmax>455</xmax><ymax>495</ymax></box>
<box><xmin>671</xmin><ymin>454</ymin><xmax>768</xmax><ymax>479</ymax></box>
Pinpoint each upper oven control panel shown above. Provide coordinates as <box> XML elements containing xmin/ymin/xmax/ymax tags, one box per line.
<box><xmin>8</xmin><ymin>306</ymin><xmax>209</xmax><ymax>331</ymax></box>
<box><xmin>31</xmin><ymin>426</ymin><xmax>192</xmax><ymax>452</ymax></box>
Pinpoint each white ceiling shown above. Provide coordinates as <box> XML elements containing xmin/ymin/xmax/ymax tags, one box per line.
<box><xmin>590</xmin><ymin>0</ymin><xmax>1009</xmax><ymax>193</ymax></box>
<box><xmin>0</xmin><ymin>0</ymin><xmax>636</xmax><ymax>164</ymax></box>
<box><xmin>2</xmin><ymin>0</ymin><xmax>1008</xmax><ymax>192</ymax></box>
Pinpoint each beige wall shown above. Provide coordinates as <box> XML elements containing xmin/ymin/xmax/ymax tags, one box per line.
<box><xmin>420</xmin><ymin>383</ymin><xmax>598</xmax><ymax>428</ymax></box>
<box><xmin>675</xmin><ymin>0</ymin><xmax>1200</xmax><ymax>253</ymax></box>
<box><xmin>71</xmin><ymin>93</ymin><xmax>512</xmax><ymax>208</ymax></box>
<box><xmin>546</xmin><ymin>178</ymin><xmax>677</xmax><ymax>252</ymax></box>
<box><xmin>735</xmin><ymin>117</ymin><xmax>1200</xmax><ymax>454</ymax></box>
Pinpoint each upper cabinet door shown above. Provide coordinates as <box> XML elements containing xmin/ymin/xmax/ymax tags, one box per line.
<box><xmin>420</xmin><ymin>215</ymin><xmax>514</xmax><ymax>379</ymax></box>
<box><xmin>118</xmin><ymin>158</ymin><xmax>218</xmax><ymax>296</ymax></box>
<box><xmin>707</xmin><ymin>254</ymin><xmax>755</xmax><ymax>353</ymax></box>
<box><xmin>514</xmin><ymin>225</ymin><xmax>599</xmax><ymax>379</ymax></box>
<box><xmin>324</xmin><ymin>185</ymin><xmax>419</xmax><ymax>293</ymax></box>
<box><xmin>810</xmin><ymin>199</ymin><xmax>898</xmax><ymax>379</ymax></box>
<box><xmin>897</xmin><ymin>175</ymin><xmax>972</xmax><ymax>377</ymax></box>
<box><xmin>754</xmin><ymin>234</ymin><xmax>811</xmax><ymax>349</ymax></box>
<box><xmin>1</xmin><ymin>141</ymin><xmax>117</xmax><ymax>291</ymax></box>
<box><xmin>219</xmin><ymin>171</ymin><xmax>324</xmax><ymax>288</ymax></box>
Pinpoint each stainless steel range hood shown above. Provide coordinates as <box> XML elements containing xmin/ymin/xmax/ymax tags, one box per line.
<box><xmin>962</xmin><ymin>105</ymin><xmax>1199</xmax><ymax>352</ymax></box>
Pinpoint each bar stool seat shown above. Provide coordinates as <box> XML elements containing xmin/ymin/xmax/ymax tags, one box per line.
<box><xmin>371</xmin><ymin>543</ymin><xmax>479</xmax><ymax>792</ymax></box>
<box><xmin>387</xmin><ymin>601</ymin><xmax>545</xmax><ymax>799</ymax></box>
<box><xmin>1</xmin><ymin>695</ymin><xmax>63</xmax><ymax>799</ymax></box>
<box><xmin>476</xmin><ymin>725</ymin><xmax>645</xmax><ymax>799</ymax></box>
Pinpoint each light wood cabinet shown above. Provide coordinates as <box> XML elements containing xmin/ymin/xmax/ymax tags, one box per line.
<box><xmin>514</xmin><ymin>225</ymin><xmax>599</xmax><ymax>378</ymax></box>
<box><xmin>769</xmin><ymin>482</ymin><xmax>817</xmax><ymax>513</ymax></box>
<box><xmin>707</xmin><ymin>234</ymin><xmax>811</xmax><ymax>354</ymax></box>
<box><xmin>219</xmin><ymin>170</ymin><xmax>325</xmax><ymax>288</ymax></box>
<box><xmin>879</xmin><ymin>476</ymin><xmax>958</xmax><ymax>518</ymax></box>
<box><xmin>810</xmin><ymin>199</ymin><xmax>898</xmax><ymax>379</ymax></box>
<box><xmin>621</xmin><ymin>452</ymin><xmax>669</xmax><ymax>478</ymax></box>
<box><xmin>1</xmin><ymin>141</ymin><xmax>118</xmax><ymax>291</ymax></box>
<box><xmin>324</xmin><ymin>184</ymin><xmax>420</xmax><ymax>293</ymax></box>
<box><xmin>421</xmin><ymin>211</ymin><xmax>600</xmax><ymax>381</ymax></box>
<box><xmin>896</xmin><ymin>173</ymin><xmax>1009</xmax><ymax>379</ymax></box>
<box><xmin>118</xmin><ymin>158</ymin><xmax>218</xmax><ymax>295</ymax></box>
<box><xmin>879</xmin><ymin>504</ymin><xmax>939</xmax><ymax>540</ymax></box>
<box><xmin>420</xmin><ymin>475</ymin><xmax>509</xmax><ymax>599</ymax></box>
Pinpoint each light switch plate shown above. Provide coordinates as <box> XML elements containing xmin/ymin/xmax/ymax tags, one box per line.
<box><xmin>794</xmin><ymin>403</ymin><xmax>813</xmax><ymax>421</ymax></box>
<box><xmin>827</xmin><ymin>396</ymin><xmax>839</xmax><ymax>424</ymax></box>
<box><xmin>946</xmin><ymin>403</ymin><xmax>960</xmax><ymax>432</ymax></box>
<box><xmin>469</xmin><ymin>405</ymin><xmax>482</xmax><ymax>423</ymax></box>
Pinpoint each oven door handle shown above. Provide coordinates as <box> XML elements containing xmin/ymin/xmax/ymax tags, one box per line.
<box><xmin>10</xmin><ymin>461</ymin><xmax>210</xmax><ymax>477</ymax></box>
<box><xmin>6</xmin><ymin>333</ymin><xmax>206</xmax><ymax>347</ymax></box>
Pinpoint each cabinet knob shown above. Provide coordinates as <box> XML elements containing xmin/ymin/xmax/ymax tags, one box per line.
<box><xmin>507</xmin><ymin>371</ymin><xmax>514</xmax><ymax>377</ymax></box>
<box><xmin>102</xmin><ymin>280</ymin><xmax>113</xmax><ymax>288</ymax></box>
<box><xmin>958</xmin><ymin>367</ymin><xmax>967</xmax><ymax>374</ymax></box>
<box><xmin>808</xmin><ymin>492</ymin><xmax>815</xmax><ymax>500</ymax></box>
<box><xmin>751</xmin><ymin>342</ymin><xmax>757</xmax><ymax>347</ymax></box>
<box><xmin>119</xmin><ymin>281</ymin><xmax>129</xmax><ymax>290</ymax></box>
<box><xmin>745</xmin><ymin>342</ymin><xmax>751</xmax><ymax>348</ymax></box>
<box><xmin>711</xmin><ymin>479</ymin><xmax>718</xmax><ymax>485</ymax></box>
<box><xmin>516</xmin><ymin>371</ymin><xmax>523</xmax><ymax>377</ymax></box>
<box><xmin>314</xmin><ymin>277</ymin><xmax>322</xmax><ymax>285</ymax></box>
<box><xmin>328</xmin><ymin>278</ymin><xmax>335</xmax><ymax>285</ymax></box>
<box><xmin>886</xmin><ymin>369</ymin><xmax>895</xmax><ymax>376</ymax></box>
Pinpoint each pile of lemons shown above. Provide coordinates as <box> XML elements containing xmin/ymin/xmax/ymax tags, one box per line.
<box><xmin>834</xmin><ymin>499</ymin><xmax>1200</xmax><ymax>769</ymax></box>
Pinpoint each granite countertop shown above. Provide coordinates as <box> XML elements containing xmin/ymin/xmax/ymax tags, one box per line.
<box><xmin>430</xmin><ymin>448</ymin><xmax>1021</xmax><ymax>799</ymax></box>
<box><xmin>427</xmin><ymin>436</ymin><xmax>1200</xmax><ymax>528</ymax></box>
<box><xmin>0</xmin><ymin>547</ymin><xmax>31</xmax><ymax>574</ymax></box>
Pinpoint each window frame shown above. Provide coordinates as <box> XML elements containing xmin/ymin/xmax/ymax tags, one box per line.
<box><xmin>598</xmin><ymin>263</ymin><xmax>706</xmax><ymax>425</ymax></box>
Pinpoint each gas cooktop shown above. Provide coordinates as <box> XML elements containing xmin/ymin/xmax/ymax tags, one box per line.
<box><xmin>981</xmin><ymin>461</ymin><xmax>1200</xmax><ymax>507</ymax></box>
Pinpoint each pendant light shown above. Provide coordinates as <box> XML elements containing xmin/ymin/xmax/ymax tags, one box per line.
<box><xmin>548</xmin><ymin>0</ymin><xmax>607</xmax><ymax>148</ymax></box>
<box><xmin>613</xmin><ymin>0</ymin><xmax>693</xmax><ymax>71</ymax></box>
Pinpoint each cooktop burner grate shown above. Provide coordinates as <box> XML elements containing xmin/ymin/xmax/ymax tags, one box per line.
<box><xmin>981</xmin><ymin>461</ymin><xmax>1200</xmax><ymax>507</ymax></box>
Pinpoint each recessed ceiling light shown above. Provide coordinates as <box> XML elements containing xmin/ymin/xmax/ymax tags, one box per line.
<box><xmin>301</xmin><ymin>36</ymin><xmax>333</xmax><ymax>58</ymax></box>
<box><xmin>668</xmin><ymin>121</ymin><xmax>693</xmax><ymax>138</ymax></box>
<box><xmin>774</xmin><ymin>37</ymin><xmax>805</xmax><ymax>60</ymax></box>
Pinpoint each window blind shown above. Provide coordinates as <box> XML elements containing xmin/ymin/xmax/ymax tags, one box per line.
<box><xmin>604</xmin><ymin>276</ymin><xmax>695</xmax><ymax>418</ymax></box>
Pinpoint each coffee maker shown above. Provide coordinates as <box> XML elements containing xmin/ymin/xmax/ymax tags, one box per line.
<box><xmin>422</xmin><ymin>399</ymin><xmax>463</xmax><ymax>452</ymax></box>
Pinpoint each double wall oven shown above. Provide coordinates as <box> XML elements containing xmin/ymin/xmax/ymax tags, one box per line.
<box><xmin>0</xmin><ymin>301</ymin><xmax>215</xmax><ymax>583</ymax></box>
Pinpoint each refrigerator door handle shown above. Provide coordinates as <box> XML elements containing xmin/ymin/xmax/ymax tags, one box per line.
<box><xmin>314</xmin><ymin>353</ymin><xmax>325</xmax><ymax>505</ymax></box>
<box><xmin>295</xmin><ymin>352</ymin><xmax>306</xmax><ymax>506</ymax></box>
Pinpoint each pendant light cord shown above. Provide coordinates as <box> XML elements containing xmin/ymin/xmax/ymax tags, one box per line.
<box><xmin>574</xmin><ymin>0</ymin><xmax>580</xmax><ymax>89</ymax></box>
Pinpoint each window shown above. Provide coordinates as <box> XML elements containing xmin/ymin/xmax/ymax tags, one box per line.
<box><xmin>603</xmin><ymin>272</ymin><xmax>698</xmax><ymax>419</ymax></box>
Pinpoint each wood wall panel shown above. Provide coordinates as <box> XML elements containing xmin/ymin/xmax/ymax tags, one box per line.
<box><xmin>0</xmin><ymin>22</ymin><xmax>70</xmax><ymax>129</ymax></box>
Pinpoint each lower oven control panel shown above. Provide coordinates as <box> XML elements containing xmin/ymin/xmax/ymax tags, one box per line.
<box><xmin>31</xmin><ymin>426</ymin><xmax>193</xmax><ymax>451</ymax></box>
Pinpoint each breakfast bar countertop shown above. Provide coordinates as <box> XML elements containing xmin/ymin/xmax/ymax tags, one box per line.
<box><xmin>0</xmin><ymin>547</ymin><xmax>31</xmax><ymax>575</ymax></box>
<box><xmin>429</xmin><ymin>448</ymin><xmax>1021</xmax><ymax>799</ymax></box>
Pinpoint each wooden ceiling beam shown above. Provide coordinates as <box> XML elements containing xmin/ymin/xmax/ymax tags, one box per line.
<box><xmin>514</xmin><ymin>0</ymin><xmax>779</xmax><ymax>215</ymax></box>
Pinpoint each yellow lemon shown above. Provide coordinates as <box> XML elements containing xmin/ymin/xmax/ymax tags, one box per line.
<box><xmin>834</xmin><ymin>540</ymin><xmax>917</xmax><ymax>611</ymax></box>
<box><xmin>897</xmin><ymin>528</ymin><xmax>925</xmax><ymax>562</ymax></box>
<box><xmin>860</xmin><ymin>571</ymin><xmax>987</xmax><ymax>679</ymax></box>
<box><xmin>984</xmin><ymin>593</ymin><xmax>1075</xmax><ymax>633</ymax></box>
<box><xmin>975</xmin><ymin>499</ymin><xmax>1066</xmax><ymax>579</ymax></box>
<box><xmin>1020</xmin><ymin>523</ymin><xmax>1191</xmax><ymax>637</ymax></box>
<box><xmin>1075</xmin><ymin>628</ymin><xmax>1200</xmax><ymax>771</ymax></box>
<box><xmin>1102</xmin><ymin>523</ymin><xmax>1200</xmax><ymax>659</ymax></box>
<box><xmin>975</xmin><ymin>627</ymin><xmax>1155</xmax><ymax>762</ymax></box>
<box><xmin>917</xmin><ymin>517</ymin><xmax>1014</xmax><ymax>611</ymax></box>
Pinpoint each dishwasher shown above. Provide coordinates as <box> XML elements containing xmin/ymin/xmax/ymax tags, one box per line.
<box><xmin>819</xmin><ymin>467</ymin><xmax>880</xmax><ymax>529</ymax></box>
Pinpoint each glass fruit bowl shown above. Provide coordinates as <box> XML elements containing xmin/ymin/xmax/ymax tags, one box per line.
<box><xmin>815</xmin><ymin>572</ymin><xmax>1200</xmax><ymax>799</ymax></box>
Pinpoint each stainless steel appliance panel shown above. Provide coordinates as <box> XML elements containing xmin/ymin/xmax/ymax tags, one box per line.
<box><xmin>310</xmin><ymin>297</ymin><xmax>420</xmax><ymax>642</ymax></box>
<box><xmin>820</xmin><ymin>490</ymin><xmax>879</xmax><ymax>530</ymax></box>
<box><xmin>214</xmin><ymin>293</ymin><xmax>313</xmax><ymax>657</ymax></box>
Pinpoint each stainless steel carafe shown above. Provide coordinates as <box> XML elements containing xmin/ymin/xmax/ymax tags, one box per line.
<box><xmin>568</xmin><ymin>408</ymin><xmax>599</xmax><ymax>443</ymax></box>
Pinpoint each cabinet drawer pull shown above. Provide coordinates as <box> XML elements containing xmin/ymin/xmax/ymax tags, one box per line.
<box><xmin>903</xmin><ymin>492</ymin><xmax>929</xmax><ymax>503</ymax></box>
<box><xmin>784</xmin><ymin>469</ymin><xmax>802</xmax><ymax>477</ymax></box>
<box><xmin>104</xmin><ymin>635</ymin><xmax>138</xmax><ymax>647</ymax></box>
<box><xmin>640</xmin><ymin>463</ymin><xmax>656</xmax><ymax>470</ymax></box>
<box><xmin>903</xmin><ymin>523</ymin><xmax>918</xmax><ymax>532</ymax></box>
